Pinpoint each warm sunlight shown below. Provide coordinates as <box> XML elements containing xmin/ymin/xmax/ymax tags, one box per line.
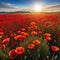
<box><xmin>33</xmin><ymin>4</ymin><xmax>43</xmax><ymax>12</ymax></box>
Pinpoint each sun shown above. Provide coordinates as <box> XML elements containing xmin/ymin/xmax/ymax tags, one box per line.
<box><xmin>33</xmin><ymin>4</ymin><xmax>43</xmax><ymax>12</ymax></box>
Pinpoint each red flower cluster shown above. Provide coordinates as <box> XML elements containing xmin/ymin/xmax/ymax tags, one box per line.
<box><xmin>28</xmin><ymin>39</ymin><xmax>41</xmax><ymax>50</ymax></box>
<box><xmin>44</xmin><ymin>33</ymin><xmax>51</xmax><ymax>41</ymax></box>
<box><xmin>9</xmin><ymin>46</ymin><xmax>25</xmax><ymax>59</ymax></box>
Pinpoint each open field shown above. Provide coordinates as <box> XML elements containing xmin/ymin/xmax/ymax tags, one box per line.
<box><xmin>0</xmin><ymin>12</ymin><xmax>60</xmax><ymax>60</ymax></box>
<box><xmin>0</xmin><ymin>12</ymin><xmax>60</xmax><ymax>27</ymax></box>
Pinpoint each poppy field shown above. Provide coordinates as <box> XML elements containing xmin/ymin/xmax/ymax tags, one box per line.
<box><xmin>0</xmin><ymin>13</ymin><xmax>60</xmax><ymax>60</ymax></box>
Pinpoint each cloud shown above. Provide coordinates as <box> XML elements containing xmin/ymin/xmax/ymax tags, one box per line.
<box><xmin>43</xmin><ymin>4</ymin><xmax>60</xmax><ymax>12</ymax></box>
<box><xmin>0</xmin><ymin>2</ymin><xmax>17</xmax><ymax>9</ymax></box>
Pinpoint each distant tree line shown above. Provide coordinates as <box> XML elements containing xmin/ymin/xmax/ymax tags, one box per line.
<box><xmin>0</xmin><ymin>11</ymin><xmax>32</xmax><ymax>14</ymax></box>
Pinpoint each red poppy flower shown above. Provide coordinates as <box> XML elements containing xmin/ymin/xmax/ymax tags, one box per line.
<box><xmin>33</xmin><ymin>40</ymin><xmax>41</xmax><ymax>45</ymax></box>
<box><xmin>28</xmin><ymin>44</ymin><xmax>35</xmax><ymax>49</ymax></box>
<box><xmin>51</xmin><ymin>46</ymin><xmax>59</xmax><ymax>52</ymax></box>
<box><xmin>38</xmin><ymin>31</ymin><xmax>42</xmax><ymax>35</ymax></box>
<box><xmin>44</xmin><ymin>33</ymin><xmax>51</xmax><ymax>37</ymax></box>
<box><xmin>2</xmin><ymin>38</ymin><xmax>10</xmax><ymax>44</ymax></box>
<box><xmin>14</xmin><ymin>35</ymin><xmax>21</xmax><ymax>40</ymax></box>
<box><xmin>9</xmin><ymin>49</ymin><xmax>17</xmax><ymax>59</ymax></box>
<box><xmin>45</xmin><ymin>37</ymin><xmax>51</xmax><ymax>41</ymax></box>
<box><xmin>31</xmin><ymin>31</ymin><xmax>37</xmax><ymax>36</ymax></box>
<box><xmin>21</xmin><ymin>32</ymin><xmax>25</xmax><ymax>35</ymax></box>
<box><xmin>23</xmin><ymin>33</ymin><xmax>29</xmax><ymax>37</ymax></box>
<box><xmin>15</xmin><ymin>47</ymin><xmax>25</xmax><ymax>55</ymax></box>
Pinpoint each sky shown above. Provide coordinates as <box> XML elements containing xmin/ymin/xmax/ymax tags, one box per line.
<box><xmin>0</xmin><ymin>0</ymin><xmax>60</xmax><ymax>11</ymax></box>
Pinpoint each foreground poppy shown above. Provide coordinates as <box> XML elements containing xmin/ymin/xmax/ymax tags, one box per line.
<box><xmin>28</xmin><ymin>44</ymin><xmax>35</xmax><ymax>49</ymax></box>
<box><xmin>2</xmin><ymin>38</ymin><xmax>10</xmax><ymax>44</ymax></box>
<box><xmin>33</xmin><ymin>39</ymin><xmax>41</xmax><ymax>45</ymax></box>
<box><xmin>51</xmin><ymin>46</ymin><xmax>59</xmax><ymax>52</ymax></box>
<box><xmin>15</xmin><ymin>47</ymin><xmax>25</xmax><ymax>55</ymax></box>
<box><xmin>9</xmin><ymin>49</ymin><xmax>17</xmax><ymax>59</ymax></box>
